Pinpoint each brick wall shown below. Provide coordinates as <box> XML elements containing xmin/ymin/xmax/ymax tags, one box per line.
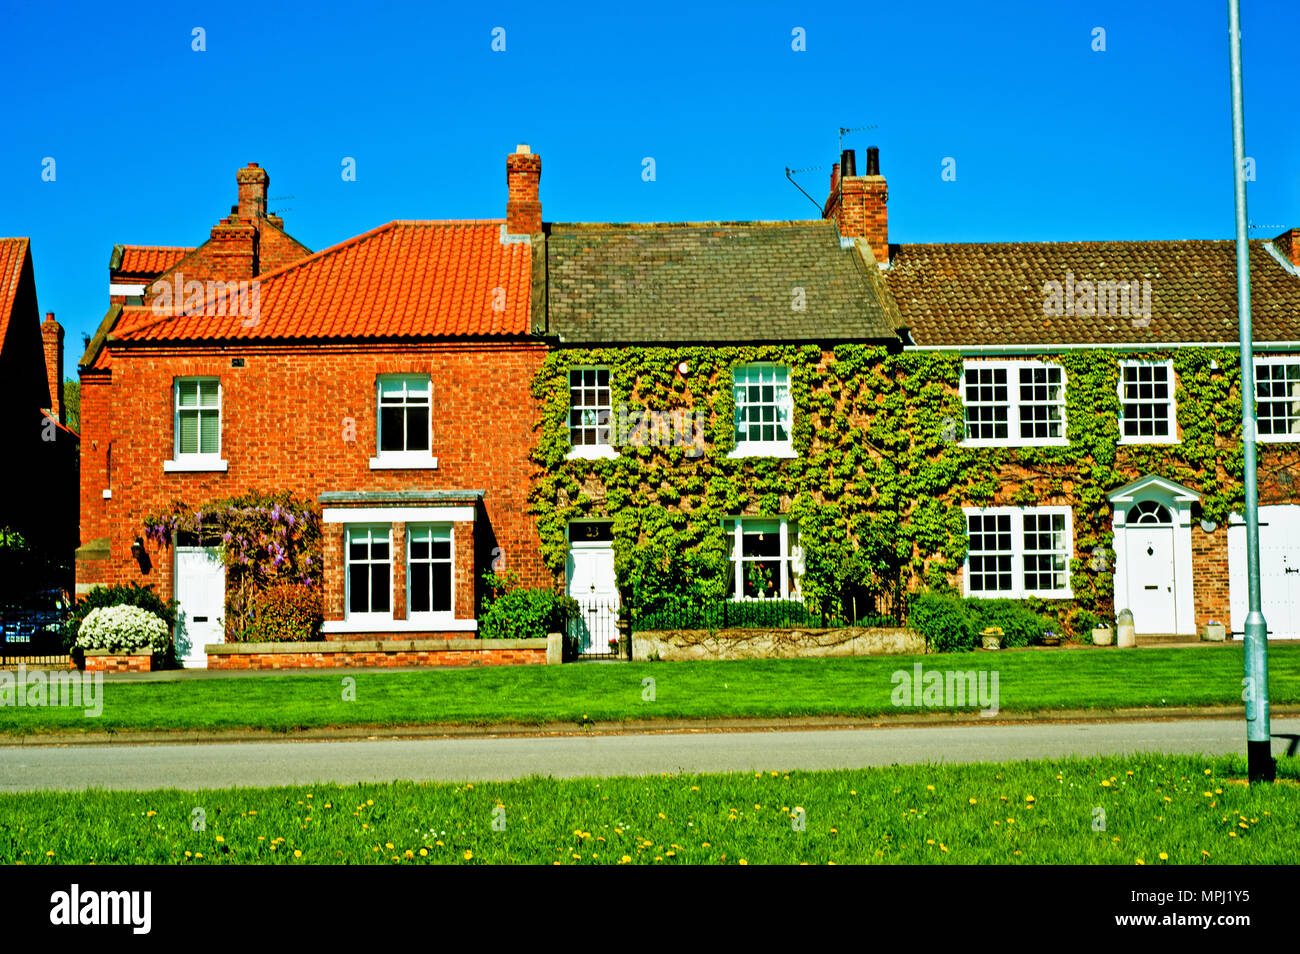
<box><xmin>83</xmin><ymin>653</ymin><xmax>152</xmax><ymax>673</ymax></box>
<box><xmin>77</xmin><ymin>341</ymin><xmax>550</xmax><ymax>612</ymax></box>
<box><xmin>208</xmin><ymin>647</ymin><xmax>547</xmax><ymax>669</ymax></box>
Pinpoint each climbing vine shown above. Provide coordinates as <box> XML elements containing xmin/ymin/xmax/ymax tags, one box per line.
<box><xmin>529</xmin><ymin>345</ymin><xmax>1274</xmax><ymax>628</ymax></box>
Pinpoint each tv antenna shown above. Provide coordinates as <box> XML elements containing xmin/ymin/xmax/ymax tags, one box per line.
<box><xmin>784</xmin><ymin>165</ymin><xmax>825</xmax><ymax>212</ymax></box>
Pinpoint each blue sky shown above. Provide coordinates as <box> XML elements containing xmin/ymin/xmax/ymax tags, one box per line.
<box><xmin>3</xmin><ymin>0</ymin><xmax>1297</xmax><ymax>379</ymax></box>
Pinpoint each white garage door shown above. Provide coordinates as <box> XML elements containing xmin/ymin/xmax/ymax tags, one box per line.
<box><xmin>1229</xmin><ymin>505</ymin><xmax>1300</xmax><ymax>638</ymax></box>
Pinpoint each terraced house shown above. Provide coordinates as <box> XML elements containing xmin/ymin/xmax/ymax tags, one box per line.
<box><xmin>76</xmin><ymin>144</ymin><xmax>1300</xmax><ymax>667</ymax></box>
<box><xmin>532</xmin><ymin>146</ymin><xmax>1300</xmax><ymax>647</ymax></box>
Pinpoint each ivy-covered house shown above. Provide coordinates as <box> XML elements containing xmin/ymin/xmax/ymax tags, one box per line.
<box><xmin>886</xmin><ymin>232</ymin><xmax>1300</xmax><ymax>639</ymax></box>
<box><xmin>530</xmin><ymin>146</ymin><xmax>1300</xmax><ymax>644</ymax></box>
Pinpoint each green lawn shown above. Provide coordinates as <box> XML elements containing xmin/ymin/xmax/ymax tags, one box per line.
<box><xmin>5</xmin><ymin>754</ymin><xmax>1296</xmax><ymax>865</ymax></box>
<box><xmin>2</xmin><ymin>645</ymin><xmax>1298</xmax><ymax>736</ymax></box>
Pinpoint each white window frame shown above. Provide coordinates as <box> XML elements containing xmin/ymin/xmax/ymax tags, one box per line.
<box><xmin>344</xmin><ymin>524</ymin><xmax>394</xmax><ymax>623</ymax></box>
<box><xmin>1255</xmin><ymin>355</ymin><xmax>1300</xmax><ymax>443</ymax></box>
<box><xmin>729</xmin><ymin>363</ymin><xmax>796</xmax><ymax>459</ymax></box>
<box><xmin>164</xmin><ymin>377</ymin><xmax>228</xmax><ymax>472</ymax></box>
<box><xmin>963</xmin><ymin>505</ymin><xmax>1074</xmax><ymax>599</ymax></box>
<box><xmin>723</xmin><ymin>517</ymin><xmax>803</xmax><ymax>601</ymax></box>
<box><xmin>1118</xmin><ymin>359</ymin><xmax>1178</xmax><ymax>445</ymax></box>
<box><xmin>370</xmin><ymin>374</ymin><xmax>438</xmax><ymax>470</ymax></box>
<box><xmin>406</xmin><ymin>524</ymin><xmax>455</xmax><ymax>623</ymax></box>
<box><xmin>960</xmin><ymin>360</ymin><xmax>1067</xmax><ymax>448</ymax></box>
<box><xmin>566</xmin><ymin>366</ymin><xmax>618</xmax><ymax>460</ymax></box>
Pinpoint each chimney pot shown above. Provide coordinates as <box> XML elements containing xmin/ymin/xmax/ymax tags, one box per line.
<box><xmin>866</xmin><ymin>146</ymin><xmax>880</xmax><ymax>176</ymax></box>
<box><xmin>840</xmin><ymin>149</ymin><xmax>857</xmax><ymax>177</ymax></box>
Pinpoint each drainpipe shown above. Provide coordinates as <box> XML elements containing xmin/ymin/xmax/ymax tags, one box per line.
<box><xmin>1227</xmin><ymin>0</ymin><xmax>1274</xmax><ymax>783</ymax></box>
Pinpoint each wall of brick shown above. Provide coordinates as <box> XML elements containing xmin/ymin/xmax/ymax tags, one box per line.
<box><xmin>83</xmin><ymin>653</ymin><xmax>152</xmax><ymax>673</ymax></box>
<box><xmin>208</xmin><ymin>648</ymin><xmax>546</xmax><ymax>669</ymax></box>
<box><xmin>77</xmin><ymin>341</ymin><xmax>550</xmax><ymax>616</ymax></box>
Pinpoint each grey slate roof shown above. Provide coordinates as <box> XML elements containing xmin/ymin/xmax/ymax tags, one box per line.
<box><xmin>886</xmin><ymin>239</ymin><xmax>1300</xmax><ymax>347</ymax></box>
<box><xmin>544</xmin><ymin>220</ymin><xmax>899</xmax><ymax>344</ymax></box>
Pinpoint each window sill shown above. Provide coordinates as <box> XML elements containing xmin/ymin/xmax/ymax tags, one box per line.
<box><xmin>164</xmin><ymin>458</ymin><xmax>229</xmax><ymax>472</ymax></box>
<box><xmin>727</xmin><ymin>444</ymin><xmax>798</xmax><ymax>459</ymax></box>
<box><xmin>566</xmin><ymin>444</ymin><xmax>619</xmax><ymax>461</ymax></box>
<box><xmin>368</xmin><ymin>454</ymin><xmax>439</xmax><ymax>470</ymax></box>
<box><xmin>961</xmin><ymin>439</ymin><xmax>1069</xmax><ymax>449</ymax></box>
<box><xmin>1258</xmin><ymin>433</ymin><xmax>1300</xmax><ymax>443</ymax></box>
<box><xmin>1117</xmin><ymin>437</ymin><xmax>1179</xmax><ymax>446</ymax></box>
<box><xmin>324</xmin><ymin>617</ymin><xmax>477</xmax><ymax>634</ymax></box>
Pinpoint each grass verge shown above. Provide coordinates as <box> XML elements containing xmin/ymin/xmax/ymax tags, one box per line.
<box><xmin>4</xmin><ymin>754</ymin><xmax>1296</xmax><ymax>865</ymax></box>
<box><xmin>2</xmin><ymin>644</ymin><xmax>1298</xmax><ymax>736</ymax></box>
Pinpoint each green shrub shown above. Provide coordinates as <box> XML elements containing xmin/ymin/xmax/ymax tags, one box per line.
<box><xmin>67</xmin><ymin>583</ymin><xmax>175</xmax><ymax>651</ymax></box>
<box><xmin>964</xmin><ymin>598</ymin><xmax>1053</xmax><ymax>648</ymax></box>
<box><xmin>76</xmin><ymin>605</ymin><xmax>170</xmax><ymax>655</ymax></box>
<box><xmin>907</xmin><ymin>591</ymin><xmax>975</xmax><ymax>653</ymax></box>
<box><xmin>480</xmin><ymin>572</ymin><xmax>579</xmax><ymax>640</ymax></box>
<box><xmin>244</xmin><ymin>584</ymin><xmax>322</xmax><ymax>642</ymax></box>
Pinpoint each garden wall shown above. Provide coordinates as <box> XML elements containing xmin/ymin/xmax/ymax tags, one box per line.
<box><xmin>633</xmin><ymin>625</ymin><xmax>924</xmax><ymax>662</ymax></box>
<box><xmin>205</xmin><ymin>635</ymin><xmax>559</xmax><ymax>669</ymax></box>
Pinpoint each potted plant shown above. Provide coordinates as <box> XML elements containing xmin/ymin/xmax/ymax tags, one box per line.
<box><xmin>1092</xmin><ymin>622</ymin><xmax>1114</xmax><ymax>646</ymax></box>
<box><xmin>1041</xmin><ymin>629</ymin><xmax>1061</xmax><ymax>647</ymax></box>
<box><xmin>608</xmin><ymin>636</ymin><xmax>621</xmax><ymax>656</ymax></box>
<box><xmin>1202</xmin><ymin>619</ymin><xmax>1227</xmax><ymax>642</ymax></box>
<box><xmin>980</xmin><ymin>626</ymin><xmax>1003</xmax><ymax>651</ymax></box>
<box><xmin>747</xmin><ymin>561</ymin><xmax>773</xmax><ymax>600</ymax></box>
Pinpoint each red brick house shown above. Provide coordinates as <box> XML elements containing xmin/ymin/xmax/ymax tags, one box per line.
<box><xmin>0</xmin><ymin>238</ymin><xmax>78</xmax><ymax>595</ymax></box>
<box><xmin>77</xmin><ymin>150</ymin><xmax>550</xmax><ymax>665</ymax></box>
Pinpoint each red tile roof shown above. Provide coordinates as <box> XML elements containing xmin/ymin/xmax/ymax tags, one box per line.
<box><xmin>116</xmin><ymin>245</ymin><xmax>194</xmax><ymax>276</ymax></box>
<box><xmin>113</xmin><ymin>221</ymin><xmax>532</xmax><ymax>342</ymax></box>
<box><xmin>0</xmin><ymin>237</ymin><xmax>31</xmax><ymax>347</ymax></box>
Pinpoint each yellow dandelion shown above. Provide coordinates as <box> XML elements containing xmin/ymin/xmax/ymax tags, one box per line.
<box><xmin>1101</xmin><ymin>780</ymin><xmax>1111</xmax><ymax>787</ymax></box>
<box><xmin>215</xmin><ymin>836</ymin><xmax>225</xmax><ymax>843</ymax></box>
<box><xmin>1025</xmin><ymin>795</ymin><xmax>1035</xmax><ymax>802</ymax></box>
<box><xmin>464</xmin><ymin>849</ymin><xmax>473</xmax><ymax>860</ymax></box>
<box><xmin>1158</xmin><ymin>852</ymin><xmax>1168</xmax><ymax>861</ymax></box>
<box><xmin>385</xmin><ymin>842</ymin><xmax>394</xmax><ymax>849</ymax></box>
<box><xmin>294</xmin><ymin>850</ymin><xmax>302</xmax><ymax>858</ymax></box>
<box><xmin>969</xmin><ymin>797</ymin><xmax>978</xmax><ymax>804</ymax></box>
<box><xmin>738</xmin><ymin>859</ymin><xmax>748</xmax><ymax>865</ymax></box>
<box><xmin>620</xmin><ymin>855</ymin><xmax>632</xmax><ymax>864</ymax></box>
<box><xmin>1136</xmin><ymin>859</ymin><xmax>1145</xmax><ymax>865</ymax></box>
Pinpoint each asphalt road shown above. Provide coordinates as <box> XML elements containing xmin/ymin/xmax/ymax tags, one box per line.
<box><xmin>1</xmin><ymin>718</ymin><xmax>1297</xmax><ymax>792</ymax></box>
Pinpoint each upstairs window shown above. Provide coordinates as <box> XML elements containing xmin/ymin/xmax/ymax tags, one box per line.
<box><xmin>371</xmin><ymin>375</ymin><xmax>437</xmax><ymax>469</ymax></box>
<box><xmin>175</xmin><ymin>378</ymin><xmax>221</xmax><ymax>458</ymax></box>
<box><xmin>1256</xmin><ymin>358</ymin><xmax>1300</xmax><ymax>441</ymax></box>
<box><xmin>1119</xmin><ymin>360</ymin><xmax>1176</xmax><ymax>443</ymax></box>
<box><xmin>378</xmin><ymin>375</ymin><xmax>431</xmax><ymax>454</ymax></box>
<box><xmin>568</xmin><ymin>367</ymin><xmax>612</xmax><ymax>449</ymax></box>
<box><xmin>732</xmin><ymin>364</ymin><xmax>794</xmax><ymax>457</ymax></box>
<box><xmin>962</xmin><ymin>361</ymin><xmax>1066</xmax><ymax>446</ymax></box>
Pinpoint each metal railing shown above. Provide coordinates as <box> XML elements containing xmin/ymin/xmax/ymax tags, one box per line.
<box><xmin>630</xmin><ymin>596</ymin><xmax>896</xmax><ymax>634</ymax></box>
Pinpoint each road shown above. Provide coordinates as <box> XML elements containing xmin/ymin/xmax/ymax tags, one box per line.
<box><xmin>1</xmin><ymin>718</ymin><xmax>1296</xmax><ymax>792</ymax></box>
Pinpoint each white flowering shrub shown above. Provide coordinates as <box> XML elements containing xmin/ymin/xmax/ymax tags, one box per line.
<box><xmin>76</xmin><ymin>605</ymin><xmax>170</xmax><ymax>655</ymax></box>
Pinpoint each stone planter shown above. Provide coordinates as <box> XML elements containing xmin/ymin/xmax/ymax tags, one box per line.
<box><xmin>1202</xmin><ymin>623</ymin><xmax>1227</xmax><ymax>642</ymax></box>
<box><xmin>1092</xmin><ymin>626</ymin><xmax>1114</xmax><ymax>646</ymax></box>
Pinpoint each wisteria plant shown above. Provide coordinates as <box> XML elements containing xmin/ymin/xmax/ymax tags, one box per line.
<box><xmin>142</xmin><ymin>490</ymin><xmax>322</xmax><ymax>641</ymax></box>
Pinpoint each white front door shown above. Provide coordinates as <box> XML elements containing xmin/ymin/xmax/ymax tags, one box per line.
<box><xmin>566</xmin><ymin>539</ymin><xmax>619</xmax><ymax>655</ymax></box>
<box><xmin>1126</xmin><ymin>523</ymin><xmax>1177</xmax><ymax>633</ymax></box>
<box><xmin>1230</xmin><ymin>505</ymin><xmax>1300</xmax><ymax>638</ymax></box>
<box><xmin>175</xmin><ymin>547</ymin><xmax>225</xmax><ymax>668</ymax></box>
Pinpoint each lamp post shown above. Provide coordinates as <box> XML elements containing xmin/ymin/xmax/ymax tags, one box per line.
<box><xmin>1226</xmin><ymin>0</ymin><xmax>1274</xmax><ymax>783</ymax></box>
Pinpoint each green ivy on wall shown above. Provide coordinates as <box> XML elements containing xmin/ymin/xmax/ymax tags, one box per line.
<box><xmin>529</xmin><ymin>345</ymin><xmax>1254</xmax><ymax>624</ymax></box>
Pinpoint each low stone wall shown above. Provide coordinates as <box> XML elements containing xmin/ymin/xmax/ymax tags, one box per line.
<box><xmin>206</xmin><ymin>635</ymin><xmax>559</xmax><ymax>669</ymax></box>
<box><xmin>633</xmin><ymin>626</ymin><xmax>925</xmax><ymax>662</ymax></box>
<box><xmin>83</xmin><ymin>651</ymin><xmax>153</xmax><ymax>673</ymax></box>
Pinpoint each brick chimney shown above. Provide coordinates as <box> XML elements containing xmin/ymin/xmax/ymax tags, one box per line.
<box><xmin>209</xmin><ymin>212</ymin><xmax>259</xmax><ymax>280</ymax></box>
<box><xmin>1273</xmin><ymin>227</ymin><xmax>1300</xmax><ymax>268</ymax></box>
<box><xmin>506</xmin><ymin>145</ymin><xmax>542</xmax><ymax>235</ymax></box>
<box><xmin>824</xmin><ymin>146</ymin><xmax>888</xmax><ymax>265</ymax></box>
<box><xmin>41</xmin><ymin>312</ymin><xmax>64</xmax><ymax>425</ymax></box>
<box><xmin>237</xmin><ymin>163</ymin><xmax>269</xmax><ymax>220</ymax></box>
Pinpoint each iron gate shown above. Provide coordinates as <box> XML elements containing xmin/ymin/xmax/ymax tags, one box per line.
<box><xmin>569</xmin><ymin>596</ymin><xmax>621</xmax><ymax>659</ymax></box>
